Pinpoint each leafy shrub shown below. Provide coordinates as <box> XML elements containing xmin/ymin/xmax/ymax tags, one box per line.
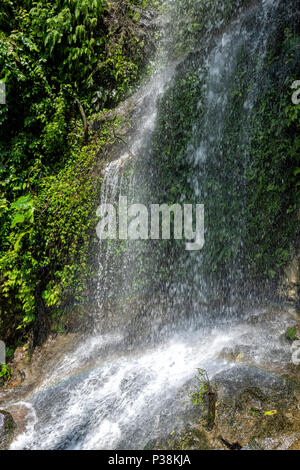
<box><xmin>0</xmin><ymin>0</ymin><xmax>151</xmax><ymax>347</ymax></box>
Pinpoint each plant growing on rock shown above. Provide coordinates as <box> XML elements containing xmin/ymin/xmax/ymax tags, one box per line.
<box><xmin>190</xmin><ymin>368</ymin><xmax>217</xmax><ymax>431</ymax></box>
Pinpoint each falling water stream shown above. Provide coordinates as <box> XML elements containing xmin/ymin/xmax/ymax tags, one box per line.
<box><xmin>6</xmin><ymin>0</ymin><xmax>299</xmax><ymax>450</ymax></box>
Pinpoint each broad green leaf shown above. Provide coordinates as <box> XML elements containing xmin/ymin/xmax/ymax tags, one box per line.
<box><xmin>11</xmin><ymin>213</ymin><xmax>25</xmax><ymax>228</ymax></box>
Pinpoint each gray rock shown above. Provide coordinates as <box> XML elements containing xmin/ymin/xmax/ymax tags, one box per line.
<box><xmin>0</xmin><ymin>410</ymin><xmax>17</xmax><ymax>450</ymax></box>
<box><xmin>291</xmin><ymin>340</ymin><xmax>300</xmax><ymax>352</ymax></box>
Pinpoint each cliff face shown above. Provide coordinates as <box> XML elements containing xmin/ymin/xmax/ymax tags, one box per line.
<box><xmin>1</xmin><ymin>0</ymin><xmax>298</xmax><ymax>357</ymax></box>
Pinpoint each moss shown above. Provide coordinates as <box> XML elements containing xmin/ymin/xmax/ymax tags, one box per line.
<box><xmin>143</xmin><ymin>4</ymin><xmax>300</xmax><ymax>300</ymax></box>
<box><xmin>0</xmin><ymin>116</ymin><xmax>125</xmax><ymax>347</ymax></box>
<box><xmin>0</xmin><ymin>410</ymin><xmax>17</xmax><ymax>450</ymax></box>
<box><xmin>286</xmin><ymin>327</ymin><xmax>300</xmax><ymax>342</ymax></box>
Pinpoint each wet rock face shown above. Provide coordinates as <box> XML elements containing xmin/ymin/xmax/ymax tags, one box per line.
<box><xmin>279</xmin><ymin>252</ymin><xmax>300</xmax><ymax>307</ymax></box>
<box><xmin>0</xmin><ymin>410</ymin><xmax>17</xmax><ymax>450</ymax></box>
<box><xmin>153</xmin><ymin>363</ymin><xmax>300</xmax><ymax>451</ymax></box>
<box><xmin>212</xmin><ymin>365</ymin><xmax>299</xmax><ymax>449</ymax></box>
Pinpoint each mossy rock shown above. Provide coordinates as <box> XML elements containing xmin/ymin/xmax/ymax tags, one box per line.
<box><xmin>212</xmin><ymin>365</ymin><xmax>299</xmax><ymax>448</ymax></box>
<box><xmin>0</xmin><ymin>410</ymin><xmax>17</xmax><ymax>450</ymax></box>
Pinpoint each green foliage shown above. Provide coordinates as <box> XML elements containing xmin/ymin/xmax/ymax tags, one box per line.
<box><xmin>264</xmin><ymin>410</ymin><xmax>278</xmax><ymax>417</ymax></box>
<box><xmin>245</xmin><ymin>30</ymin><xmax>300</xmax><ymax>280</ymax></box>
<box><xmin>0</xmin><ymin>0</ymin><xmax>151</xmax><ymax>346</ymax></box>
<box><xmin>286</xmin><ymin>327</ymin><xmax>299</xmax><ymax>342</ymax></box>
<box><xmin>249</xmin><ymin>407</ymin><xmax>263</xmax><ymax>417</ymax></box>
<box><xmin>149</xmin><ymin>18</ymin><xmax>300</xmax><ymax>295</ymax></box>
<box><xmin>162</xmin><ymin>0</ymin><xmax>251</xmax><ymax>59</ymax></box>
<box><xmin>0</xmin><ymin>125</ymin><xmax>117</xmax><ymax>338</ymax></box>
<box><xmin>151</xmin><ymin>70</ymin><xmax>203</xmax><ymax>205</ymax></box>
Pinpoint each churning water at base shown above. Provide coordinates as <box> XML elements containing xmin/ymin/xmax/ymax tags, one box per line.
<box><xmin>10</xmin><ymin>329</ymin><xmax>232</xmax><ymax>449</ymax></box>
<box><xmin>9</xmin><ymin>304</ymin><xmax>295</xmax><ymax>450</ymax></box>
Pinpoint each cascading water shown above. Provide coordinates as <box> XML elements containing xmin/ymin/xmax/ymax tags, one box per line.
<box><xmin>6</xmin><ymin>0</ymin><xmax>300</xmax><ymax>450</ymax></box>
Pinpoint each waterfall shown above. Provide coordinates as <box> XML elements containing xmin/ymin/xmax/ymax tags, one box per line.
<box><xmin>7</xmin><ymin>0</ymin><xmax>300</xmax><ymax>449</ymax></box>
<box><xmin>95</xmin><ymin>66</ymin><xmax>175</xmax><ymax>334</ymax></box>
<box><xmin>94</xmin><ymin>0</ymin><xmax>288</xmax><ymax>338</ymax></box>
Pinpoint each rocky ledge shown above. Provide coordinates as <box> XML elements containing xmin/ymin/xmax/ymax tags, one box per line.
<box><xmin>148</xmin><ymin>306</ymin><xmax>300</xmax><ymax>450</ymax></box>
<box><xmin>0</xmin><ymin>410</ymin><xmax>17</xmax><ymax>450</ymax></box>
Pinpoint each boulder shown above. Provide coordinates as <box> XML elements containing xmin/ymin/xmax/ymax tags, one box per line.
<box><xmin>0</xmin><ymin>410</ymin><xmax>17</xmax><ymax>450</ymax></box>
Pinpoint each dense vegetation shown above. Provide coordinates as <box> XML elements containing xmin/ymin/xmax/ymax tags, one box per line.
<box><xmin>148</xmin><ymin>0</ymin><xmax>300</xmax><ymax>300</ymax></box>
<box><xmin>0</xmin><ymin>0</ymin><xmax>153</xmax><ymax>350</ymax></box>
